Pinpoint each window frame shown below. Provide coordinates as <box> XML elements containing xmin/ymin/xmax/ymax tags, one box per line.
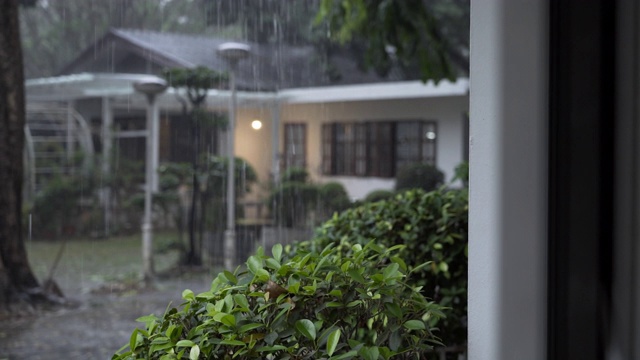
<box><xmin>321</xmin><ymin>119</ymin><xmax>437</xmax><ymax>178</ymax></box>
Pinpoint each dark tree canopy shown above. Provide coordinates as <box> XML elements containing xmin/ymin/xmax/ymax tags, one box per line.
<box><xmin>316</xmin><ymin>0</ymin><xmax>469</xmax><ymax>82</ymax></box>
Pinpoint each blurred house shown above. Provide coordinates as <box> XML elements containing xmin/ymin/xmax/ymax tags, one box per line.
<box><xmin>25</xmin><ymin>28</ymin><xmax>469</xmax><ymax>204</ymax></box>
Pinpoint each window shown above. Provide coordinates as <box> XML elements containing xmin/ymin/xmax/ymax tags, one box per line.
<box><xmin>284</xmin><ymin>123</ymin><xmax>306</xmax><ymax>169</ymax></box>
<box><xmin>322</xmin><ymin>120</ymin><xmax>437</xmax><ymax>177</ymax></box>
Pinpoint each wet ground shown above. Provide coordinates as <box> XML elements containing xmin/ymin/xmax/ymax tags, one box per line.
<box><xmin>0</xmin><ymin>273</ymin><xmax>212</xmax><ymax>360</ymax></box>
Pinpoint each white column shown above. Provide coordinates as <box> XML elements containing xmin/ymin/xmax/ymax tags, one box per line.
<box><xmin>142</xmin><ymin>95</ymin><xmax>156</xmax><ymax>282</ymax></box>
<box><xmin>151</xmin><ymin>98</ymin><xmax>160</xmax><ymax>193</ymax></box>
<box><xmin>102</xmin><ymin>97</ymin><xmax>113</xmax><ymax>237</ymax></box>
<box><xmin>271</xmin><ymin>101</ymin><xmax>281</xmax><ymax>185</ymax></box>
<box><xmin>66</xmin><ymin>101</ymin><xmax>76</xmax><ymax>171</ymax></box>
<box><xmin>469</xmin><ymin>1</ymin><xmax>547</xmax><ymax>359</ymax></box>
<box><xmin>224</xmin><ymin>65</ymin><xmax>238</xmax><ymax>271</ymax></box>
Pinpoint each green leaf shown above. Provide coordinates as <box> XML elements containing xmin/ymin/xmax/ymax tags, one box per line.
<box><xmin>403</xmin><ymin>320</ymin><xmax>426</xmax><ymax>330</ymax></box>
<box><xmin>233</xmin><ymin>294</ymin><xmax>250</xmax><ymax>310</ymax></box>
<box><xmin>347</xmin><ymin>269</ymin><xmax>366</xmax><ymax>284</ymax></box>
<box><xmin>247</xmin><ymin>255</ymin><xmax>262</xmax><ymax>275</ymax></box>
<box><xmin>129</xmin><ymin>329</ymin><xmax>140</xmax><ymax>351</ymax></box>
<box><xmin>385</xmin><ymin>302</ymin><xmax>402</xmax><ymax>318</ymax></box>
<box><xmin>389</xmin><ymin>330</ymin><xmax>401</xmax><ymax>351</ymax></box>
<box><xmin>223</xmin><ymin>270</ymin><xmax>237</xmax><ymax>284</ymax></box>
<box><xmin>256</xmin><ymin>268</ymin><xmax>270</xmax><ymax>282</ymax></box>
<box><xmin>327</xmin><ymin>329</ymin><xmax>341</xmax><ymax>356</ymax></box>
<box><xmin>295</xmin><ymin>319</ymin><xmax>317</xmax><ymax>340</ymax></box>
<box><xmin>182</xmin><ymin>289</ymin><xmax>195</xmax><ymax>301</ymax></box>
<box><xmin>220</xmin><ymin>339</ymin><xmax>246</xmax><ymax>346</ymax></box>
<box><xmin>272</xmin><ymin>243</ymin><xmax>283</xmax><ymax>261</ymax></box>
<box><xmin>329</xmin><ymin>350</ymin><xmax>358</xmax><ymax>360</ymax></box>
<box><xmin>176</xmin><ymin>340</ymin><xmax>195</xmax><ymax>347</ymax></box>
<box><xmin>189</xmin><ymin>344</ymin><xmax>200</xmax><ymax>360</ymax></box>
<box><xmin>256</xmin><ymin>345</ymin><xmax>288</xmax><ymax>352</ymax></box>
<box><xmin>390</xmin><ymin>256</ymin><xmax>407</xmax><ymax>272</ymax></box>
<box><xmin>359</xmin><ymin>346</ymin><xmax>380</xmax><ymax>360</ymax></box>
<box><xmin>382</xmin><ymin>263</ymin><xmax>400</xmax><ymax>280</ymax></box>
<box><xmin>238</xmin><ymin>323</ymin><xmax>264</xmax><ymax>333</ymax></box>
<box><xmin>265</xmin><ymin>258</ymin><xmax>281</xmax><ymax>270</ymax></box>
<box><xmin>438</xmin><ymin>261</ymin><xmax>449</xmax><ymax>273</ymax></box>
<box><xmin>409</xmin><ymin>261</ymin><xmax>432</xmax><ymax>274</ymax></box>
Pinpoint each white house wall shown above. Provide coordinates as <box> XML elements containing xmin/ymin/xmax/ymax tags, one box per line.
<box><xmin>277</xmin><ymin>95</ymin><xmax>469</xmax><ymax>200</ymax></box>
<box><xmin>48</xmin><ymin>92</ymin><xmax>468</xmax><ymax>205</ymax></box>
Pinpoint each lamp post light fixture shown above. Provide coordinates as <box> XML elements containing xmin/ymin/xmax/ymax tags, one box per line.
<box><xmin>217</xmin><ymin>42</ymin><xmax>250</xmax><ymax>270</ymax></box>
<box><xmin>133</xmin><ymin>77</ymin><xmax>168</xmax><ymax>283</ymax></box>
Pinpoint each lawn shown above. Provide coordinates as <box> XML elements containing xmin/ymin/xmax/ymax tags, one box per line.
<box><xmin>25</xmin><ymin>232</ymin><xmax>183</xmax><ymax>295</ymax></box>
<box><xmin>2</xmin><ymin>232</ymin><xmax>217</xmax><ymax>360</ymax></box>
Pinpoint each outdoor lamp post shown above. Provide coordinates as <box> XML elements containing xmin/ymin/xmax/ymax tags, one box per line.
<box><xmin>133</xmin><ymin>77</ymin><xmax>167</xmax><ymax>283</ymax></box>
<box><xmin>217</xmin><ymin>42</ymin><xmax>250</xmax><ymax>270</ymax></box>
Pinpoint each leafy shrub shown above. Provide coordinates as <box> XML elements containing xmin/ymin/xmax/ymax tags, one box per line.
<box><xmin>270</xmin><ymin>167</ymin><xmax>319</xmax><ymax>228</ymax></box>
<box><xmin>269</xmin><ymin>182</ymin><xmax>320</xmax><ymax>228</ymax></box>
<box><xmin>29</xmin><ymin>171</ymin><xmax>99</xmax><ymax>238</ymax></box>
<box><xmin>113</xmin><ymin>243</ymin><xmax>445</xmax><ymax>359</ymax></box>
<box><xmin>318</xmin><ymin>181</ymin><xmax>352</xmax><ymax>216</ymax></box>
<box><xmin>280</xmin><ymin>166</ymin><xmax>309</xmax><ymax>183</ymax></box>
<box><xmin>296</xmin><ymin>188</ymin><xmax>468</xmax><ymax>347</ymax></box>
<box><xmin>395</xmin><ymin>163</ymin><xmax>444</xmax><ymax>192</ymax></box>
<box><xmin>452</xmin><ymin>161</ymin><xmax>469</xmax><ymax>187</ymax></box>
<box><xmin>363</xmin><ymin>189</ymin><xmax>395</xmax><ymax>203</ymax></box>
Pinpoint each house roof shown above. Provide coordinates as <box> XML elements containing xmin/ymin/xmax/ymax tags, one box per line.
<box><xmin>58</xmin><ymin>28</ymin><xmax>413</xmax><ymax>91</ymax></box>
<box><xmin>25</xmin><ymin>72</ymin><xmax>468</xmax><ymax>108</ymax></box>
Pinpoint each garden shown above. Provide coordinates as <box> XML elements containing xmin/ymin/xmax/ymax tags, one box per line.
<box><xmin>2</xmin><ymin>162</ymin><xmax>468</xmax><ymax>360</ymax></box>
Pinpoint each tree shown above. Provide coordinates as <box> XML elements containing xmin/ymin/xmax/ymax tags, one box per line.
<box><xmin>0</xmin><ymin>0</ymin><xmax>53</xmax><ymax>310</ymax></box>
<box><xmin>163</xmin><ymin>67</ymin><xmax>227</xmax><ymax>266</ymax></box>
<box><xmin>315</xmin><ymin>0</ymin><xmax>469</xmax><ymax>82</ymax></box>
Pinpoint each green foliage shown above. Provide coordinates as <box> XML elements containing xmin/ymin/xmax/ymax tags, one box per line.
<box><xmin>452</xmin><ymin>161</ymin><xmax>469</xmax><ymax>187</ymax></box>
<box><xmin>318</xmin><ymin>182</ymin><xmax>352</xmax><ymax>217</ymax></box>
<box><xmin>113</xmin><ymin>243</ymin><xmax>445</xmax><ymax>359</ymax></box>
<box><xmin>315</xmin><ymin>0</ymin><xmax>469</xmax><ymax>82</ymax></box>
<box><xmin>199</xmin><ymin>155</ymin><xmax>258</xmax><ymax>197</ymax></box>
<box><xmin>163</xmin><ymin>67</ymin><xmax>228</xmax><ymax>107</ymax></box>
<box><xmin>270</xmin><ymin>169</ymin><xmax>352</xmax><ymax>228</ymax></box>
<box><xmin>270</xmin><ymin>183</ymin><xmax>320</xmax><ymax>228</ymax></box>
<box><xmin>297</xmin><ymin>188</ymin><xmax>468</xmax><ymax>347</ymax></box>
<box><xmin>363</xmin><ymin>189</ymin><xmax>395</xmax><ymax>203</ymax></box>
<box><xmin>30</xmin><ymin>175</ymin><xmax>85</xmax><ymax>238</ymax></box>
<box><xmin>281</xmin><ymin>167</ymin><xmax>310</xmax><ymax>183</ymax></box>
<box><xmin>395</xmin><ymin>163</ymin><xmax>445</xmax><ymax>192</ymax></box>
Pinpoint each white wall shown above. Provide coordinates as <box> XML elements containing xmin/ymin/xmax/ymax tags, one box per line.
<box><xmin>278</xmin><ymin>95</ymin><xmax>469</xmax><ymax>200</ymax></box>
<box><xmin>469</xmin><ymin>1</ymin><xmax>547</xmax><ymax>359</ymax></box>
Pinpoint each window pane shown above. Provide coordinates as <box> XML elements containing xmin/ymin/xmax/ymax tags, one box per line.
<box><xmin>321</xmin><ymin>124</ymin><xmax>333</xmax><ymax>175</ymax></box>
<box><xmin>354</xmin><ymin>123</ymin><xmax>367</xmax><ymax>175</ymax></box>
<box><xmin>396</xmin><ymin>121</ymin><xmax>422</xmax><ymax>172</ymax></box>
<box><xmin>284</xmin><ymin>123</ymin><xmax>306</xmax><ymax>169</ymax></box>
<box><xmin>369</xmin><ymin>122</ymin><xmax>394</xmax><ymax>177</ymax></box>
<box><xmin>422</xmin><ymin>121</ymin><xmax>437</xmax><ymax>165</ymax></box>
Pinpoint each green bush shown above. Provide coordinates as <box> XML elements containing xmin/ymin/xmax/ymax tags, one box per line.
<box><xmin>452</xmin><ymin>161</ymin><xmax>469</xmax><ymax>187</ymax></box>
<box><xmin>269</xmin><ymin>167</ymin><xmax>319</xmax><ymax>228</ymax></box>
<box><xmin>296</xmin><ymin>188</ymin><xmax>468</xmax><ymax>348</ymax></box>
<box><xmin>269</xmin><ymin>182</ymin><xmax>320</xmax><ymax>228</ymax></box>
<box><xmin>113</xmin><ymin>243</ymin><xmax>445</xmax><ymax>359</ymax></box>
<box><xmin>318</xmin><ymin>181</ymin><xmax>352</xmax><ymax>216</ymax></box>
<box><xmin>280</xmin><ymin>167</ymin><xmax>309</xmax><ymax>183</ymax></box>
<box><xmin>395</xmin><ymin>163</ymin><xmax>444</xmax><ymax>192</ymax></box>
<box><xmin>363</xmin><ymin>189</ymin><xmax>396</xmax><ymax>203</ymax></box>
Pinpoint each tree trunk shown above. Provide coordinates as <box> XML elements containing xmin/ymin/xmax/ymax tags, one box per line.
<box><xmin>0</xmin><ymin>0</ymin><xmax>48</xmax><ymax>309</ymax></box>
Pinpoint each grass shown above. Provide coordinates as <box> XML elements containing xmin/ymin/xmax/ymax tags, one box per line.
<box><xmin>25</xmin><ymin>231</ymin><xmax>182</xmax><ymax>295</ymax></box>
